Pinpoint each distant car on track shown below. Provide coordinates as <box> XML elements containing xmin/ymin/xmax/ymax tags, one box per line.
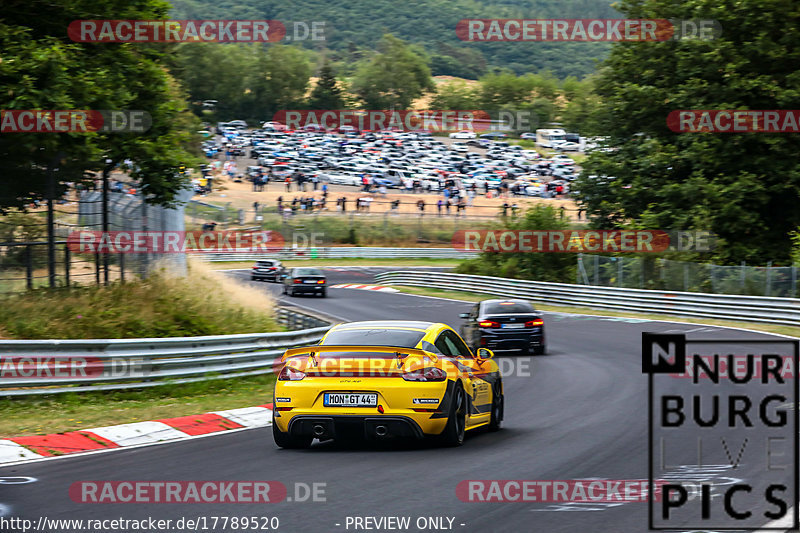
<box><xmin>282</xmin><ymin>267</ymin><xmax>327</xmax><ymax>297</ymax></box>
<box><xmin>272</xmin><ymin>320</ymin><xmax>504</xmax><ymax>448</ymax></box>
<box><xmin>250</xmin><ymin>259</ymin><xmax>285</xmax><ymax>282</ymax></box>
<box><xmin>460</xmin><ymin>299</ymin><xmax>546</xmax><ymax>355</ymax></box>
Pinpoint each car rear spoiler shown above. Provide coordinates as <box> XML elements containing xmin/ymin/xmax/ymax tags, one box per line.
<box><xmin>281</xmin><ymin>345</ymin><xmax>437</xmax><ymax>362</ymax></box>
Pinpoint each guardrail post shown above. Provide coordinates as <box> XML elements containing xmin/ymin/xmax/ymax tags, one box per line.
<box><xmin>740</xmin><ymin>261</ymin><xmax>746</xmax><ymax>291</ymax></box>
<box><xmin>792</xmin><ymin>266</ymin><xmax>797</xmax><ymax>298</ymax></box>
<box><xmin>64</xmin><ymin>245</ymin><xmax>70</xmax><ymax>287</ymax></box>
<box><xmin>618</xmin><ymin>257</ymin><xmax>623</xmax><ymax>287</ymax></box>
<box><xmin>766</xmin><ymin>261</ymin><xmax>773</xmax><ymax>296</ymax></box>
<box><xmin>593</xmin><ymin>255</ymin><xmax>599</xmax><ymax>286</ymax></box>
<box><xmin>25</xmin><ymin>245</ymin><xmax>33</xmax><ymax>290</ymax></box>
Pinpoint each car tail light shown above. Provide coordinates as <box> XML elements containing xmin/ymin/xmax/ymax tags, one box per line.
<box><xmin>269</xmin><ymin>267</ymin><xmax>276</xmax><ymax>270</ymax></box>
<box><xmin>252</xmin><ymin>267</ymin><xmax>258</xmax><ymax>270</ymax></box>
<box><xmin>403</xmin><ymin>367</ymin><xmax>447</xmax><ymax>382</ymax></box>
<box><xmin>317</xmin><ymin>280</ymin><xmax>325</xmax><ymax>284</ymax></box>
<box><xmin>278</xmin><ymin>366</ymin><xmax>306</xmax><ymax>381</ymax></box>
<box><xmin>293</xmin><ymin>279</ymin><xmax>303</xmax><ymax>284</ymax></box>
<box><xmin>479</xmin><ymin>320</ymin><xmax>500</xmax><ymax>328</ymax></box>
<box><xmin>525</xmin><ymin>318</ymin><xmax>544</xmax><ymax>327</ymax></box>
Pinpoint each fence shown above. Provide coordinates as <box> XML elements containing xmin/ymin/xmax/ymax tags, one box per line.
<box><xmin>197</xmin><ymin>247</ymin><xmax>477</xmax><ymax>262</ymax></box>
<box><xmin>0</xmin><ymin>307</ymin><xmax>335</xmax><ymax>396</ymax></box>
<box><xmin>374</xmin><ymin>270</ymin><xmax>800</xmax><ymax>327</ymax></box>
<box><xmin>577</xmin><ymin>254</ymin><xmax>798</xmax><ymax>298</ymax></box>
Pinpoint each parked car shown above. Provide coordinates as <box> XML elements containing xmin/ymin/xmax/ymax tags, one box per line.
<box><xmin>449</xmin><ymin>130</ymin><xmax>477</xmax><ymax>139</ymax></box>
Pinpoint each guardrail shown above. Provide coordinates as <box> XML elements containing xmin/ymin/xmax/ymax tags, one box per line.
<box><xmin>195</xmin><ymin>247</ymin><xmax>476</xmax><ymax>262</ymax></box>
<box><xmin>0</xmin><ymin>307</ymin><xmax>335</xmax><ymax>396</ymax></box>
<box><xmin>374</xmin><ymin>271</ymin><xmax>800</xmax><ymax>327</ymax></box>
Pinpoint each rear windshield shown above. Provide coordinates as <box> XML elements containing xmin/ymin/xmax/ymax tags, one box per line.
<box><xmin>484</xmin><ymin>302</ymin><xmax>535</xmax><ymax>314</ymax></box>
<box><xmin>294</xmin><ymin>268</ymin><xmax>323</xmax><ymax>276</ymax></box>
<box><xmin>256</xmin><ymin>261</ymin><xmax>274</xmax><ymax>266</ymax></box>
<box><xmin>321</xmin><ymin>329</ymin><xmax>426</xmax><ymax>348</ymax></box>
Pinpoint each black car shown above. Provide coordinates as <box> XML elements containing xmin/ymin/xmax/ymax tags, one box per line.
<box><xmin>250</xmin><ymin>259</ymin><xmax>284</xmax><ymax>282</ymax></box>
<box><xmin>282</xmin><ymin>267</ymin><xmax>327</xmax><ymax>297</ymax></box>
<box><xmin>460</xmin><ymin>299</ymin><xmax>545</xmax><ymax>355</ymax></box>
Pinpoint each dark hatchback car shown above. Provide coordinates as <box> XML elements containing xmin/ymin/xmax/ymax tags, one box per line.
<box><xmin>250</xmin><ymin>259</ymin><xmax>284</xmax><ymax>282</ymax></box>
<box><xmin>460</xmin><ymin>299</ymin><xmax>545</xmax><ymax>355</ymax></box>
<box><xmin>282</xmin><ymin>267</ymin><xmax>327</xmax><ymax>297</ymax></box>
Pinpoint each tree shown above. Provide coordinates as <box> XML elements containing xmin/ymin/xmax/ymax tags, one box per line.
<box><xmin>308</xmin><ymin>59</ymin><xmax>344</xmax><ymax>110</ymax></box>
<box><xmin>350</xmin><ymin>34</ymin><xmax>434</xmax><ymax>109</ymax></box>
<box><xmin>574</xmin><ymin>0</ymin><xmax>800</xmax><ymax>264</ymax></box>
<box><xmin>455</xmin><ymin>205</ymin><xmax>575</xmax><ymax>282</ymax></box>
<box><xmin>429</xmin><ymin>81</ymin><xmax>480</xmax><ymax>110</ymax></box>
<box><xmin>1</xmin><ymin>0</ymin><xmax>200</xmax><ymax>208</ymax></box>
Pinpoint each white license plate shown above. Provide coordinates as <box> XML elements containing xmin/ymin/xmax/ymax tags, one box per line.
<box><xmin>501</xmin><ymin>323</ymin><xmax>525</xmax><ymax>329</ymax></box>
<box><xmin>324</xmin><ymin>393</ymin><xmax>377</xmax><ymax>407</ymax></box>
<box><xmin>304</xmin><ymin>280</ymin><xmax>318</xmax><ymax>284</ymax></box>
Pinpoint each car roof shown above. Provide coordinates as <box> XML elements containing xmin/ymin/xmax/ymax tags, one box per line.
<box><xmin>331</xmin><ymin>320</ymin><xmax>437</xmax><ymax>331</ymax></box>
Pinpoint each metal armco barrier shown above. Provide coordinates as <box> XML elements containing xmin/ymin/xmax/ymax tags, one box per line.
<box><xmin>195</xmin><ymin>247</ymin><xmax>477</xmax><ymax>262</ymax></box>
<box><xmin>0</xmin><ymin>308</ymin><xmax>334</xmax><ymax>396</ymax></box>
<box><xmin>374</xmin><ymin>271</ymin><xmax>800</xmax><ymax>327</ymax></box>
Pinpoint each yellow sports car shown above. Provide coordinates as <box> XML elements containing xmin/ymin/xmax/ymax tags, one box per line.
<box><xmin>272</xmin><ymin>320</ymin><xmax>504</xmax><ymax>448</ymax></box>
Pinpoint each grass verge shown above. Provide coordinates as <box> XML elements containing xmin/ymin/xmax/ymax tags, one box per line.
<box><xmin>392</xmin><ymin>286</ymin><xmax>800</xmax><ymax>338</ymax></box>
<box><xmin>0</xmin><ymin>374</ymin><xmax>276</xmax><ymax>438</ymax></box>
<box><xmin>213</xmin><ymin>257</ymin><xmax>462</xmax><ymax>270</ymax></box>
<box><xmin>0</xmin><ymin>259</ymin><xmax>280</xmax><ymax>339</ymax></box>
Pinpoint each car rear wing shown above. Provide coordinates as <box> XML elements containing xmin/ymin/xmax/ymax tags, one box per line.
<box><xmin>281</xmin><ymin>345</ymin><xmax>437</xmax><ymax>362</ymax></box>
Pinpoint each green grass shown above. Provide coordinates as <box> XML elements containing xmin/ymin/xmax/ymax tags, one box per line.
<box><xmin>214</xmin><ymin>257</ymin><xmax>462</xmax><ymax>269</ymax></box>
<box><xmin>391</xmin><ymin>286</ymin><xmax>800</xmax><ymax>338</ymax></box>
<box><xmin>0</xmin><ymin>260</ymin><xmax>280</xmax><ymax>339</ymax></box>
<box><xmin>0</xmin><ymin>374</ymin><xmax>276</xmax><ymax>438</ymax></box>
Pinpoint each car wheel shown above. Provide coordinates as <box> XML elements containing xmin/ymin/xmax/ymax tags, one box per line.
<box><xmin>272</xmin><ymin>418</ymin><xmax>312</xmax><ymax>449</ymax></box>
<box><xmin>488</xmin><ymin>379</ymin><xmax>504</xmax><ymax>432</ymax></box>
<box><xmin>320</xmin><ymin>289</ymin><xmax>327</xmax><ymax>298</ymax></box>
<box><xmin>251</xmin><ymin>276</ymin><xmax>256</xmax><ymax>281</ymax></box>
<box><xmin>532</xmin><ymin>344</ymin><xmax>546</xmax><ymax>356</ymax></box>
<box><xmin>440</xmin><ymin>384</ymin><xmax>466</xmax><ymax>447</ymax></box>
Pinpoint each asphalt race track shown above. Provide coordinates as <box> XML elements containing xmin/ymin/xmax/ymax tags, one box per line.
<box><xmin>0</xmin><ymin>267</ymin><xmax>794</xmax><ymax>533</ymax></box>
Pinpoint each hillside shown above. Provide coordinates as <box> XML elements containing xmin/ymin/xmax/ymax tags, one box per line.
<box><xmin>169</xmin><ymin>0</ymin><xmax>617</xmax><ymax>79</ymax></box>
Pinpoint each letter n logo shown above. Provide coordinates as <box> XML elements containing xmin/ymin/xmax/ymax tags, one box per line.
<box><xmin>642</xmin><ymin>333</ymin><xmax>685</xmax><ymax>374</ymax></box>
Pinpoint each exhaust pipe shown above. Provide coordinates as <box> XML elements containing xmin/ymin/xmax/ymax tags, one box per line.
<box><xmin>375</xmin><ymin>425</ymin><xmax>388</xmax><ymax>437</ymax></box>
<box><xmin>312</xmin><ymin>424</ymin><xmax>325</xmax><ymax>437</ymax></box>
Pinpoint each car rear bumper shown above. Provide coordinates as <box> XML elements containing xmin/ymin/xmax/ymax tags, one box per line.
<box><xmin>287</xmin><ymin>415</ymin><xmax>425</xmax><ymax>440</ymax></box>
<box><xmin>479</xmin><ymin>332</ymin><xmax>544</xmax><ymax>352</ymax></box>
<box><xmin>288</xmin><ymin>285</ymin><xmax>326</xmax><ymax>293</ymax></box>
<box><xmin>252</xmin><ymin>273</ymin><xmax>279</xmax><ymax>280</ymax></box>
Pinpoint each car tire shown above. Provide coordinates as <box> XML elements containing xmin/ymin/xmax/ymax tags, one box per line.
<box><xmin>488</xmin><ymin>379</ymin><xmax>504</xmax><ymax>432</ymax></box>
<box><xmin>251</xmin><ymin>276</ymin><xmax>256</xmax><ymax>281</ymax></box>
<box><xmin>532</xmin><ymin>344</ymin><xmax>546</xmax><ymax>356</ymax></box>
<box><xmin>320</xmin><ymin>289</ymin><xmax>327</xmax><ymax>298</ymax></box>
<box><xmin>272</xmin><ymin>418</ymin><xmax>312</xmax><ymax>449</ymax></box>
<box><xmin>440</xmin><ymin>384</ymin><xmax>466</xmax><ymax>447</ymax></box>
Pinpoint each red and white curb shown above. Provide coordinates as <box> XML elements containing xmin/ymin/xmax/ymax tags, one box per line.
<box><xmin>330</xmin><ymin>284</ymin><xmax>399</xmax><ymax>293</ymax></box>
<box><xmin>0</xmin><ymin>404</ymin><xmax>273</xmax><ymax>465</ymax></box>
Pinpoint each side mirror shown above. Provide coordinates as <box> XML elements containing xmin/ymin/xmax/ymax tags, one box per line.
<box><xmin>476</xmin><ymin>348</ymin><xmax>495</xmax><ymax>361</ymax></box>
<box><xmin>459</xmin><ymin>313</ymin><xmax>470</xmax><ymax>319</ymax></box>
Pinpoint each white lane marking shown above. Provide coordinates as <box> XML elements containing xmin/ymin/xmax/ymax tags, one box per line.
<box><xmin>88</xmin><ymin>421</ymin><xmax>189</xmax><ymax>447</ymax></box>
<box><xmin>0</xmin><ymin>477</ymin><xmax>37</xmax><ymax>484</ymax></box>
<box><xmin>0</xmin><ymin>441</ymin><xmax>43</xmax><ymax>463</ymax></box>
<box><xmin>211</xmin><ymin>407</ymin><xmax>272</xmax><ymax>428</ymax></box>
